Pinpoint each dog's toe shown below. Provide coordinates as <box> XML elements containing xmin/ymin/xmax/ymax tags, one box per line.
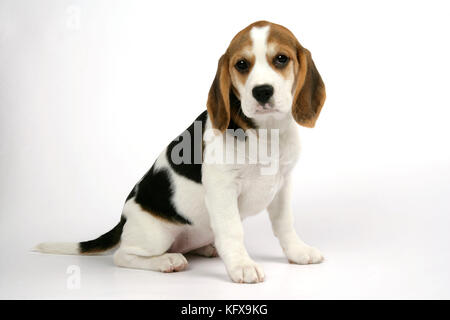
<box><xmin>227</xmin><ymin>261</ymin><xmax>265</xmax><ymax>284</ymax></box>
<box><xmin>287</xmin><ymin>245</ymin><xmax>324</xmax><ymax>265</ymax></box>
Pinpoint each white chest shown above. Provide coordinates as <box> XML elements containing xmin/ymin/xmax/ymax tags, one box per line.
<box><xmin>239</xmin><ymin>128</ymin><xmax>300</xmax><ymax>217</ymax></box>
<box><xmin>202</xmin><ymin>116</ymin><xmax>300</xmax><ymax>218</ymax></box>
<box><xmin>237</xmin><ymin>165</ymin><xmax>285</xmax><ymax>217</ymax></box>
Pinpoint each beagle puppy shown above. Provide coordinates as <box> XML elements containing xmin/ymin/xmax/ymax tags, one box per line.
<box><xmin>36</xmin><ymin>21</ymin><xmax>326</xmax><ymax>283</ymax></box>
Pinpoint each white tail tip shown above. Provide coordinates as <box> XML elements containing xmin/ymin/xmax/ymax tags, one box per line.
<box><xmin>33</xmin><ymin>242</ymin><xmax>79</xmax><ymax>255</ymax></box>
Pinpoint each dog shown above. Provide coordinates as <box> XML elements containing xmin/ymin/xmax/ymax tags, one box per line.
<box><xmin>35</xmin><ymin>21</ymin><xmax>326</xmax><ymax>283</ymax></box>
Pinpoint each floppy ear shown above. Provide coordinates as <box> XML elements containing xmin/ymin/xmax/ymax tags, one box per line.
<box><xmin>292</xmin><ymin>46</ymin><xmax>326</xmax><ymax>128</ymax></box>
<box><xmin>207</xmin><ymin>54</ymin><xmax>231</xmax><ymax>132</ymax></box>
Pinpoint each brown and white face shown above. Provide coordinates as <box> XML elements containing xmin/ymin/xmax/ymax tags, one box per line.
<box><xmin>207</xmin><ymin>21</ymin><xmax>326</xmax><ymax>131</ymax></box>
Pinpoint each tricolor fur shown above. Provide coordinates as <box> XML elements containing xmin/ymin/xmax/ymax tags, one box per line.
<box><xmin>35</xmin><ymin>21</ymin><xmax>327</xmax><ymax>283</ymax></box>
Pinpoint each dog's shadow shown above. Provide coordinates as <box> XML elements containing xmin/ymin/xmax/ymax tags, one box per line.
<box><xmin>184</xmin><ymin>254</ymin><xmax>231</xmax><ymax>282</ymax></box>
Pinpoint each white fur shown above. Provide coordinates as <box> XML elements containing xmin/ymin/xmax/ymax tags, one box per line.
<box><xmin>33</xmin><ymin>242</ymin><xmax>79</xmax><ymax>255</ymax></box>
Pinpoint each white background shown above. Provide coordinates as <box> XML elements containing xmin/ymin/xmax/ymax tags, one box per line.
<box><xmin>1</xmin><ymin>0</ymin><xmax>450</xmax><ymax>299</ymax></box>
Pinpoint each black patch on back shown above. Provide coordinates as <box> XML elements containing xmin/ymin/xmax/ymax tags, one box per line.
<box><xmin>129</xmin><ymin>106</ymin><xmax>254</xmax><ymax>225</ymax></box>
<box><xmin>79</xmin><ymin>215</ymin><xmax>126</xmax><ymax>253</ymax></box>
<box><xmin>126</xmin><ymin>188</ymin><xmax>136</xmax><ymax>201</ymax></box>
<box><xmin>134</xmin><ymin>165</ymin><xmax>191</xmax><ymax>225</ymax></box>
<box><xmin>166</xmin><ymin>111</ymin><xmax>208</xmax><ymax>184</ymax></box>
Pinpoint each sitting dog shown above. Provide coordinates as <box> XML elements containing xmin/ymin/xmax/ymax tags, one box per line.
<box><xmin>36</xmin><ymin>21</ymin><xmax>326</xmax><ymax>283</ymax></box>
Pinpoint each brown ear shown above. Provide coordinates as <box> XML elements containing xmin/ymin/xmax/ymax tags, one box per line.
<box><xmin>292</xmin><ymin>47</ymin><xmax>326</xmax><ymax>128</ymax></box>
<box><xmin>207</xmin><ymin>54</ymin><xmax>231</xmax><ymax>132</ymax></box>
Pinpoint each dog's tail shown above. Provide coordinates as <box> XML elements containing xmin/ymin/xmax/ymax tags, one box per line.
<box><xmin>33</xmin><ymin>216</ymin><xmax>126</xmax><ymax>255</ymax></box>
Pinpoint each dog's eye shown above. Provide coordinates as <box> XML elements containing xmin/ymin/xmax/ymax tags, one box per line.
<box><xmin>235</xmin><ymin>59</ymin><xmax>249</xmax><ymax>72</ymax></box>
<box><xmin>273</xmin><ymin>54</ymin><xmax>289</xmax><ymax>68</ymax></box>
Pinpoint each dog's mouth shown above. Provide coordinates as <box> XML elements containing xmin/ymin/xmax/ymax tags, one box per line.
<box><xmin>255</xmin><ymin>103</ymin><xmax>279</xmax><ymax>114</ymax></box>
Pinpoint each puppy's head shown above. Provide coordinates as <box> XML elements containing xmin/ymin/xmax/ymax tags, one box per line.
<box><xmin>207</xmin><ymin>21</ymin><xmax>326</xmax><ymax>132</ymax></box>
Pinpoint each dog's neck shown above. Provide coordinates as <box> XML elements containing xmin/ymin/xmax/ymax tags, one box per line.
<box><xmin>252</xmin><ymin>112</ymin><xmax>297</xmax><ymax>133</ymax></box>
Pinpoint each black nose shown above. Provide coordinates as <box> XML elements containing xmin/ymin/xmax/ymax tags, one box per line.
<box><xmin>252</xmin><ymin>84</ymin><xmax>274</xmax><ymax>104</ymax></box>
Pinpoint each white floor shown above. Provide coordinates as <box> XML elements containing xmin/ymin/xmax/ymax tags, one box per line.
<box><xmin>1</xmin><ymin>164</ymin><xmax>449</xmax><ymax>300</ymax></box>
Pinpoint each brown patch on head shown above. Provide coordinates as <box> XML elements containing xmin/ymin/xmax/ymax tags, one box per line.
<box><xmin>266</xmin><ymin>22</ymin><xmax>326</xmax><ymax>127</ymax></box>
<box><xmin>266</xmin><ymin>24</ymin><xmax>298</xmax><ymax>80</ymax></box>
<box><xmin>229</xmin><ymin>54</ymin><xmax>254</xmax><ymax>94</ymax></box>
<box><xmin>227</xmin><ymin>21</ymin><xmax>271</xmax><ymax>93</ymax></box>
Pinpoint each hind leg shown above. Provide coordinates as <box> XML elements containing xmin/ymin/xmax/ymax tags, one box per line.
<box><xmin>190</xmin><ymin>244</ymin><xmax>218</xmax><ymax>257</ymax></box>
<box><xmin>114</xmin><ymin>199</ymin><xmax>188</xmax><ymax>272</ymax></box>
<box><xmin>114</xmin><ymin>251</ymin><xmax>188</xmax><ymax>272</ymax></box>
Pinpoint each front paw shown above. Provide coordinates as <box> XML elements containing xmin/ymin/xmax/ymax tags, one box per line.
<box><xmin>285</xmin><ymin>244</ymin><xmax>324</xmax><ymax>265</ymax></box>
<box><xmin>227</xmin><ymin>260</ymin><xmax>265</xmax><ymax>284</ymax></box>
